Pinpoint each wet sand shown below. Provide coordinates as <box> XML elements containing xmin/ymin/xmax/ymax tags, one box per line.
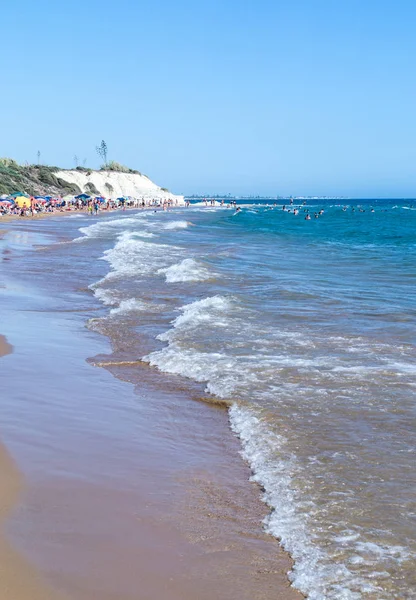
<box><xmin>0</xmin><ymin>223</ymin><xmax>302</xmax><ymax>599</ymax></box>
<box><xmin>0</xmin><ymin>334</ymin><xmax>12</xmax><ymax>358</ymax></box>
<box><xmin>0</xmin><ymin>337</ymin><xmax>65</xmax><ymax>599</ymax></box>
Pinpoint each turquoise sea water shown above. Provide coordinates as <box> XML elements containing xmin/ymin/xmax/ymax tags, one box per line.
<box><xmin>12</xmin><ymin>200</ymin><xmax>414</xmax><ymax>599</ymax></box>
<box><xmin>79</xmin><ymin>200</ymin><xmax>416</xmax><ymax>599</ymax></box>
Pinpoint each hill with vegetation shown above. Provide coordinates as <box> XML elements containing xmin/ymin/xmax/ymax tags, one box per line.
<box><xmin>0</xmin><ymin>159</ymin><xmax>82</xmax><ymax>196</ymax></box>
<box><xmin>0</xmin><ymin>159</ymin><xmax>182</xmax><ymax>202</ymax></box>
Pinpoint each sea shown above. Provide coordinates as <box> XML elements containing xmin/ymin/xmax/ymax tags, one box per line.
<box><xmin>9</xmin><ymin>199</ymin><xmax>416</xmax><ymax>599</ymax></box>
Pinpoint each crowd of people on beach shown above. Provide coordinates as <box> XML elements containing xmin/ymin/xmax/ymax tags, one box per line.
<box><xmin>0</xmin><ymin>194</ymin><xmax>182</xmax><ymax>218</ymax></box>
<box><xmin>1</xmin><ymin>192</ymin><xmax>384</xmax><ymax>220</ymax></box>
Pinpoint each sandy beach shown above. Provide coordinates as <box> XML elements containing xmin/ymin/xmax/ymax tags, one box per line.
<box><xmin>0</xmin><ymin>217</ymin><xmax>302</xmax><ymax>599</ymax></box>
<box><xmin>0</xmin><ymin>334</ymin><xmax>12</xmax><ymax>358</ymax></box>
<box><xmin>0</xmin><ymin>336</ymin><xmax>65</xmax><ymax>600</ymax></box>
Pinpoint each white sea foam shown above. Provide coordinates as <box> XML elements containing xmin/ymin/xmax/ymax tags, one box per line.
<box><xmin>110</xmin><ymin>298</ymin><xmax>154</xmax><ymax>316</ymax></box>
<box><xmin>130</xmin><ymin>230</ymin><xmax>156</xmax><ymax>238</ymax></box>
<box><xmin>73</xmin><ymin>216</ymin><xmax>145</xmax><ymax>242</ymax></box>
<box><xmin>144</xmin><ymin>296</ymin><xmax>243</xmax><ymax>397</ymax></box>
<box><xmin>157</xmin><ymin>295</ymin><xmax>233</xmax><ymax>342</ymax></box>
<box><xmin>162</xmin><ymin>220</ymin><xmax>190</xmax><ymax>230</ymax></box>
<box><xmin>100</xmin><ymin>231</ymin><xmax>182</xmax><ymax>280</ymax></box>
<box><xmin>157</xmin><ymin>258</ymin><xmax>214</xmax><ymax>283</ymax></box>
<box><xmin>229</xmin><ymin>405</ymin><xmax>393</xmax><ymax>599</ymax></box>
<box><xmin>92</xmin><ymin>287</ymin><xmax>120</xmax><ymax>306</ymax></box>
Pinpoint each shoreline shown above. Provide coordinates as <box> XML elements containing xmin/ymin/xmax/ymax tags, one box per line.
<box><xmin>0</xmin><ymin>213</ymin><xmax>303</xmax><ymax>599</ymax></box>
<box><xmin>0</xmin><ymin>203</ymin><xmax>185</xmax><ymax>224</ymax></box>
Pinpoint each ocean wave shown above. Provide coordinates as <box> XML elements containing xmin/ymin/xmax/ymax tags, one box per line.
<box><xmin>157</xmin><ymin>295</ymin><xmax>233</xmax><ymax>342</ymax></box>
<box><xmin>92</xmin><ymin>287</ymin><xmax>120</xmax><ymax>306</ymax></box>
<box><xmin>129</xmin><ymin>230</ymin><xmax>156</xmax><ymax>238</ymax></box>
<box><xmin>229</xmin><ymin>405</ymin><xmax>390</xmax><ymax>600</ymax></box>
<box><xmin>110</xmin><ymin>298</ymin><xmax>155</xmax><ymax>316</ymax></box>
<box><xmin>100</xmin><ymin>231</ymin><xmax>182</xmax><ymax>280</ymax></box>
<box><xmin>157</xmin><ymin>258</ymin><xmax>214</xmax><ymax>283</ymax></box>
<box><xmin>143</xmin><ymin>295</ymin><xmax>243</xmax><ymax>397</ymax></box>
<box><xmin>162</xmin><ymin>220</ymin><xmax>190</xmax><ymax>230</ymax></box>
<box><xmin>73</xmin><ymin>216</ymin><xmax>146</xmax><ymax>242</ymax></box>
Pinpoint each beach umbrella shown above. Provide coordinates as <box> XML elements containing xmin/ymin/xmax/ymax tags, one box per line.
<box><xmin>10</xmin><ymin>191</ymin><xmax>29</xmax><ymax>198</ymax></box>
<box><xmin>0</xmin><ymin>194</ymin><xmax>9</xmax><ymax>200</ymax></box>
<box><xmin>14</xmin><ymin>196</ymin><xmax>30</xmax><ymax>207</ymax></box>
<box><xmin>75</xmin><ymin>193</ymin><xmax>91</xmax><ymax>200</ymax></box>
<box><xmin>62</xmin><ymin>194</ymin><xmax>74</xmax><ymax>201</ymax></box>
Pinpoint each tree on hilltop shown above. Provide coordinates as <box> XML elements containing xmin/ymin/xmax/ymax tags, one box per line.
<box><xmin>96</xmin><ymin>140</ymin><xmax>108</xmax><ymax>168</ymax></box>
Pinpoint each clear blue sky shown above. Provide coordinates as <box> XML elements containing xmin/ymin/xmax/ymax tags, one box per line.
<box><xmin>1</xmin><ymin>0</ymin><xmax>415</xmax><ymax>197</ymax></box>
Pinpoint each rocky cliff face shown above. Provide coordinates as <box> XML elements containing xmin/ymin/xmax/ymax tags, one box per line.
<box><xmin>0</xmin><ymin>160</ymin><xmax>183</xmax><ymax>203</ymax></box>
<box><xmin>54</xmin><ymin>169</ymin><xmax>183</xmax><ymax>202</ymax></box>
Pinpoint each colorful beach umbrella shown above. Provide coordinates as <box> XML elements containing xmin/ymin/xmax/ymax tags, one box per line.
<box><xmin>10</xmin><ymin>191</ymin><xmax>29</xmax><ymax>198</ymax></box>
<box><xmin>14</xmin><ymin>196</ymin><xmax>30</xmax><ymax>207</ymax></box>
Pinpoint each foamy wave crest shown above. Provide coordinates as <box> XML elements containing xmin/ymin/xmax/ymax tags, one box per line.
<box><xmin>110</xmin><ymin>298</ymin><xmax>154</xmax><ymax>316</ymax></box>
<box><xmin>145</xmin><ymin>346</ymin><xmax>242</xmax><ymax>397</ymax></box>
<box><xmin>157</xmin><ymin>258</ymin><xmax>213</xmax><ymax>283</ymax></box>
<box><xmin>157</xmin><ymin>296</ymin><xmax>233</xmax><ymax>342</ymax></box>
<box><xmin>143</xmin><ymin>296</ymin><xmax>244</xmax><ymax>397</ymax></box>
<box><xmin>101</xmin><ymin>231</ymin><xmax>182</xmax><ymax>280</ymax></box>
<box><xmin>163</xmin><ymin>220</ymin><xmax>190</xmax><ymax>230</ymax></box>
<box><xmin>229</xmin><ymin>405</ymin><xmax>389</xmax><ymax>600</ymax></box>
<box><xmin>92</xmin><ymin>287</ymin><xmax>120</xmax><ymax>306</ymax></box>
<box><xmin>130</xmin><ymin>230</ymin><xmax>156</xmax><ymax>238</ymax></box>
<box><xmin>229</xmin><ymin>406</ymin><xmax>319</xmax><ymax>595</ymax></box>
<box><xmin>73</xmin><ymin>216</ymin><xmax>145</xmax><ymax>242</ymax></box>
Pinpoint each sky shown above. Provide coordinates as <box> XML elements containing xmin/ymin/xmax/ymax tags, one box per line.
<box><xmin>1</xmin><ymin>0</ymin><xmax>416</xmax><ymax>197</ymax></box>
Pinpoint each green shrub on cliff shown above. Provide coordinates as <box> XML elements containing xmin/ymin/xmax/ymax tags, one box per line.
<box><xmin>0</xmin><ymin>157</ymin><xmax>20</xmax><ymax>169</ymax></box>
<box><xmin>102</xmin><ymin>161</ymin><xmax>141</xmax><ymax>175</ymax></box>
<box><xmin>0</xmin><ymin>158</ymin><xmax>80</xmax><ymax>196</ymax></box>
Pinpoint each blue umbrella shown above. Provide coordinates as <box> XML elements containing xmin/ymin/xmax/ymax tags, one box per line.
<box><xmin>10</xmin><ymin>191</ymin><xmax>29</xmax><ymax>198</ymax></box>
